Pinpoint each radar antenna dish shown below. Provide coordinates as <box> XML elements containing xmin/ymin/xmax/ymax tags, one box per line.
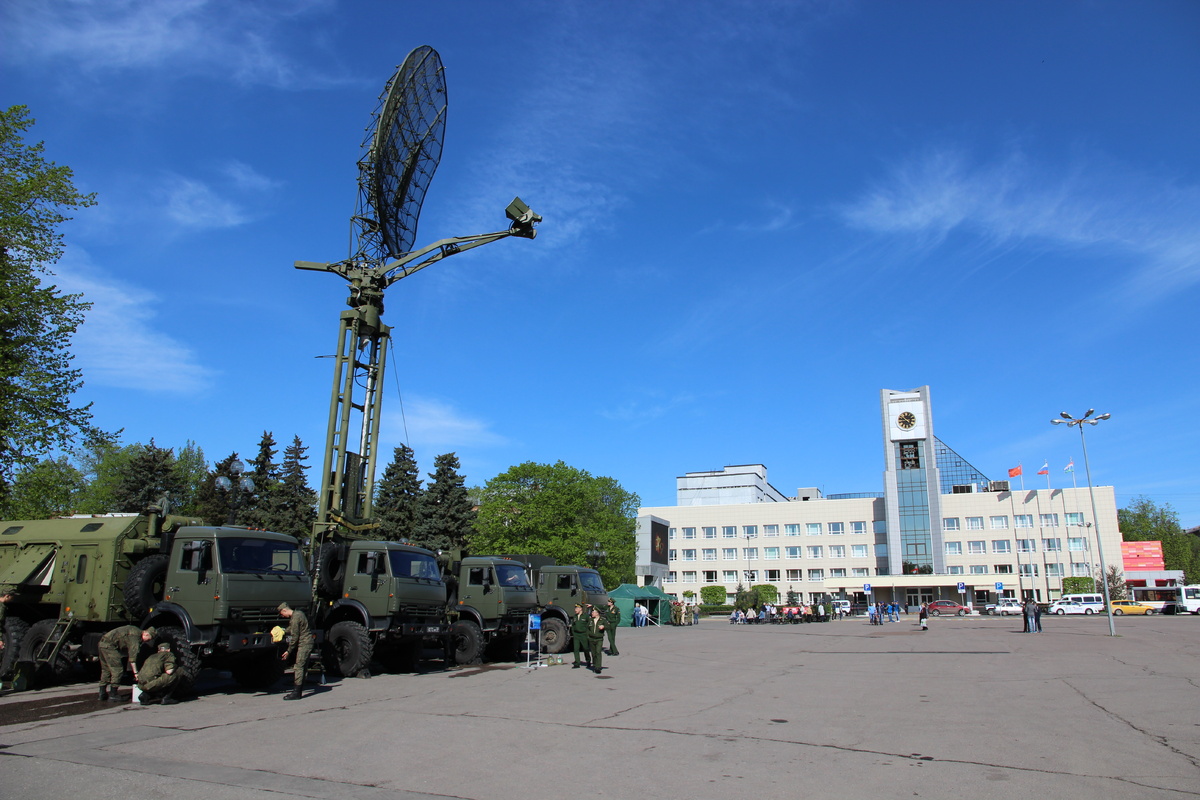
<box><xmin>360</xmin><ymin>45</ymin><xmax>447</xmax><ymax>260</ymax></box>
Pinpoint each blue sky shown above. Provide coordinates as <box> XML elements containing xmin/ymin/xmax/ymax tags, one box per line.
<box><xmin>5</xmin><ymin>1</ymin><xmax>1198</xmax><ymax>526</ymax></box>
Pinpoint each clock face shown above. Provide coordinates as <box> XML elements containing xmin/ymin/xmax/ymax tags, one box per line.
<box><xmin>897</xmin><ymin>411</ymin><xmax>917</xmax><ymax>430</ymax></box>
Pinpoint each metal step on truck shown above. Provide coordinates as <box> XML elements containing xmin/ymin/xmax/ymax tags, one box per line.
<box><xmin>0</xmin><ymin>501</ymin><xmax>311</xmax><ymax>694</ymax></box>
<box><xmin>501</xmin><ymin>555</ymin><xmax>608</xmax><ymax>656</ymax></box>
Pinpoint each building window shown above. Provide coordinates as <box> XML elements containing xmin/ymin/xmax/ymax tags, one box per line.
<box><xmin>683</xmin><ymin>527</ymin><xmax>696</xmax><ymax>539</ymax></box>
<box><xmin>851</xmin><ymin>544</ymin><xmax>869</xmax><ymax>558</ymax></box>
<box><xmin>668</xmin><ymin>549</ymin><xmax>677</xmax><ymax>561</ymax></box>
<box><xmin>970</xmin><ymin>565</ymin><xmax>989</xmax><ymax>574</ymax></box>
<box><xmin>683</xmin><ymin>571</ymin><xmax>697</xmax><ymax>582</ymax></box>
<box><xmin>763</xmin><ymin>524</ymin><xmax>779</xmax><ymax>537</ymax></box>
<box><xmin>1068</xmin><ymin>537</ymin><xmax>1088</xmax><ymax>552</ymax></box>
<box><xmin>1014</xmin><ymin>514</ymin><xmax>1034</xmax><ymax>529</ymax></box>
<box><xmin>873</xmin><ymin>520</ymin><xmax>887</xmax><ymax>534</ymax></box>
<box><xmin>722</xmin><ymin>548</ymin><xmax>737</xmax><ymax>560</ymax></box>
<box><xmin>1018</xmin><ymin>563</ymin><xmax>1039</xmax><ymax>577</ymax></box>
<box><xmin>992</xmin><ymin>540</ymin><xmax>1011</xmax><ymax>554</ymax></box>
<box><xmin>703</xmin><ymin>571</ymin><xmax>718</xmax><ymax>583</ymax></box>
<box><xmin>829</xmin><ymin>545</ymin><xmax>845</xmax><ymax>558</ymax></box>
<box><xmin>743</xmin><ymin>525</ymin><xmax>758</xmax><ymax>538</ymax></box>
<box><xmin>722</xmin><ymin>570</ymin><xmax>738</xmax><ymax>582</ymax></box>
<box><xmin>666</xmin><ymin>572</ymin><xmax>676</xmax><ymax>583</ymax></box>
<box><xmin>1039</xmin><ymin>513</ymin><xmax>1059</xmax><ymax>528</ymax></box>
<box><xmin>852</xmin><ymin>567</ymin><xmax>870</xmax><ymax>577</ymax></box>
<box><xmin>808</xmin><ymin>569</ymin><xmax>824</xmax><ymax>581</ymax></box>
<box><xmin>806</xmin><ymin>523</ymin><xmax>823</xmax><ymax>536</ymax></box>
<box><xmin>874</xmin><ymin>543</ymin><xmax>888</xmax><ymax>557</ymax></box>
<box><xmin>722</xmin><ymin>526</ymin><xmax>737</xmax><ymax>538</ymax></box>
<box><xmin>1017</xmin><ymin>539</ymin><xmax>1036</xmax><ymax>553</ymax></box>
<box><xmin>947</xmin><ymin>565</ymin><xmax>964</xmax><ymax>575</ymax></box>
<box><xmin>785</xmin><ymin>546</ymin><xmax>802</xmax><ymax>559</ymax></box>
<box><xmin>1065</xmin><ymin>512</ymin><xmax>1084</xmax><ymax>527</ymax></box>
<box><xmin>786</xmin><ymin>569</ymin><xmax>803</xmax><ymax>581</ymax></box>
<box><xmin>966</xmin><ymin>517</ymin><xmax>984</xmax><ymax>530</ymax></box>
<box><xmin>765</xmin><ymin>569</ymin><xmax>781</xmax><ymax>582</ymax></box>
<box><xmin>968</xmin><ymin>540</ymin><xmax>986</xmax><ymax>554</ymax></box>
<box><xmin>990</xmin><ymin>516</ymin><xmax>1009</xmax><ymax>530</ymax></box>
<box><xmin>743</xmin><ymin>548</ymin><xmax>758</xmax><ymax>560</ymax></box>
<box><xmin>682</xmin><ymin>549</ymin><xmax>697</xmax><ymax>561</ymax></box>
<box><xmin>943</xmin><ymin>517</ymin><xmax>961</xmax><ymax>531</ymax></box>
<box><xmin>702</xmin><ymin>548</ymin><xmax>717</xmax><ymax>561</ymax></box>
<box><xmin>669</xmin><ymin>528</ymin><xmax>676</xmax><ymax>539</ymax></box>
<box><xmin>764</xmin><ymin>547</ymin><xmax>780</xmax><ymax>560</ymax></box>
<box><xmin>785</xmin><ymin>524</ymin><xmax>801</xmax><ymax>535</ymax></box>
<box><xmin>945</xmin><ymin>541</ymin><xmax>962</xmax><ymax>556</ymax></box>
<box><xmin>898</xmin><ymin>440</ymin><xmax>921</xmax><ymax>469</ymax></box>
<box><xmin>851</xmin><ymin>521</ymin><xmax>867</xmax><ymax>535</ymax></box>
<box><xmin>1045</xmin><ymin>563</ymin><xmax>1064</xmax><ymax>577</ymax></box>
<box><xmin>703</xmin><ymin>526</ymin><xmax>717</xmax><ymax>538</ymax></box>
<box><xmin>994</xmin><ymin>564</ymin><xmax>1013</xmax><ymax>574</ymax></box>
<box><xmin>829</xmin><ymin>522</ymin><xmax>844</xmax><ymax>535</ymax></box>
<box><xmin>807</xmin><ymin>546</ymin><xmax>823</xmax><ymax>559</ymax></box>
<box><xmin>829</xmin><ymin>568</ymin><xmax>847</xmax><ymax>578</ymax></box>
<box><xmin>744</xmin><ymin>570</ymin><xmax>758</xmax><ymax>582</ymax></box>
<box><xmin>1071</xmin><ymin>562</ymin><xmax>1091</xmax><ymax>576</ymax></box>
<box><xmin>1043</xmin><ymin>538</ymin><xmax>1062</xmax><ymax>552</ymax></box>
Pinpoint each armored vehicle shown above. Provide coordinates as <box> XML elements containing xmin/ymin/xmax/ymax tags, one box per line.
<box><xmin>441</xmin><ymin>552</ymin><xmax>539</xmax><ymax>665</ymax></box>
<box><xmin>0</xmin><ymin>503</ymin><xmax>310</xmax><ymax>692</ymax></box>
<box><xmin>501</xmin><ymin>555</ymin><xmax>608</xmax><ymax>655</ymax></box>
<box><xmin>310</xmin><ymin>538</ymin><xmax>446</xmax><ymax>676</ymax></box>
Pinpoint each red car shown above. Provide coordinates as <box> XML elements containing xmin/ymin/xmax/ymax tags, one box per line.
<box><xmin>927</xmin><ymin>600</ymin><xmax>969</xmax><ymax>616</ymax></box>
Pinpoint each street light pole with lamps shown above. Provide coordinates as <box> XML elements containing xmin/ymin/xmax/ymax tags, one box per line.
<box><xmin>1051</xmin><ymin>409</ymin><xmax>1116</xmax><ymax>637</ymax></box>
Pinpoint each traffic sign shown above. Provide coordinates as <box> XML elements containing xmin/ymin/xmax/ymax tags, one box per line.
<box><xmin>995</xmin><ymin>582</ymin><xmax>1004</xmax><ymax>592</ymax></box>
<box><xmin>957</xmin><ymin>582</ymin><xmax>966</xmax><ymax>593</ymax></box>
<box><xmin>864</xmin><ymin>583</ymin><xmax>872</xmax><ymax>593</ymax></box>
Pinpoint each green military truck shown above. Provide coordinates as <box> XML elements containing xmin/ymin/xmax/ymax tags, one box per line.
<box><xmin>0</xmin><ymin>503</ymin><xmax>311</xmax><ymax>692</ymax></box>
<box><xmin>309</xmin><ymin>538</ymin><xmax>447</xmax><ymax>676</ymax></box>
<box><xmin>441</xmin><ymin>552</ymin><xmax>539</xmax><ymax>665</ymax></box>
<box><xmin>500</xmin><ymin>555</ymin><xmax>608</xmax><ymax>655</ymax></box>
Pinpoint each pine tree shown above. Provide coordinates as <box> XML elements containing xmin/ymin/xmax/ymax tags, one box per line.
<box><xmin>241</xmin><ymin>431</ymin><xmax>279</xmax><ymax>529</ymax></box>
<box><xmin>193</xmin><ymin>452</ymin><xmax>241</xmax><ymax>525</ymax></box>
<box><xmin>257</xmin><ymin>436</ymin><xmax>316</xmax><ymax>540</ymax></box>
<box><xmin>413</xmin><ymin>452</ymin><xmax>473</xmax><ymax>552</ymax></box>
<box><xmin>111</xmin><ymin>440</ymin><xmax>184</xmax><ymax>512</ymax></box>
<box><xmin>374</xmin><ymin>444</ymin><xmax>423</xmax><ymax>541</ymax></box>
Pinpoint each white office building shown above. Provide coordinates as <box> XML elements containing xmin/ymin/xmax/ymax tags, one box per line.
<box><xmin>636</xmin><ymin>386</ymin><xmax>1121</xmax><ymax>608</ymax></box>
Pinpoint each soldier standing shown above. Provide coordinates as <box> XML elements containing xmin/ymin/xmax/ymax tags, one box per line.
<box><xmin>587</xmin><ymin>607</ymin><xmax>605</xmax><ymax>674</ymax></box>
<box><xmin>602</xmin><ymin>598</ymin><xmax>621</xmax><ymax>656</ymax></box>
<box><xmin>137</xmin><ymin>642</ymin><xmax>180</xmax><ymax>705</ymax></box>
<box><xmin>98</xmin><ymin>625</ymin><xmax>155</xmax><ymax>702</ymax></box>
<box><xmin>570</xmin><ymin>603</ymin><xmax>591</xmax><ymax>669</ymax></box>
<box><xmin>278</xmin><ymin>602</ymin><xmax>312</xmax><ymax>700</ymax></box>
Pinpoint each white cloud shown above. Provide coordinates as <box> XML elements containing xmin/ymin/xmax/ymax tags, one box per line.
<box><xmin>53</xmin><ymin>250</ymin><xmax>217</xmax><ymax>393</ymax></box>
<box><xmin>384</xmin><ymin>396</ymin><xmax>508</xmax><ymax>453</ymax></box>
<box><xmin>600</xmin><ymin>392</ymin><xmax>697</xmax><ymax>426</ymax></box>
<box><xmin>163</xmin><ymin>175</ymin><xmax>248</xmax><ymax>229</ymax></box>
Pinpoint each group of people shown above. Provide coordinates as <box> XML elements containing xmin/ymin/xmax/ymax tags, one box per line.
<box><xmin>631</xmin><ymin>602</ymin><xmax>651</xmax><ymax>627</ymax></box>
<box><xmin>670</xmin><ymin>601</ymin><xmax>700</xmax><ymax>625</ymax></box>
<box><xmin>868</xmin><ymin>602</ymin><xmax>904</xmax><ymax>625</ymax></box>
<box><xmin>570</xmin><ymin>598</ymin><xmax>621</xmax><ymax>674</ymax></box>
<box><xmin>1022</xmin><ymin>598</ymin><xmax>1043</xmax><ymax>633</ymax></box>
<box><xmin>729</xmin><ymin>603</ymin><xmax>833</xmax><ymax>624</ymax></box>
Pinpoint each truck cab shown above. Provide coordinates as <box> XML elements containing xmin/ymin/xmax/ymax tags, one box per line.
<box><xmin>448</xmin><ymin>556</ymin><xmax>538</xmax><ymax>664</ymax></box>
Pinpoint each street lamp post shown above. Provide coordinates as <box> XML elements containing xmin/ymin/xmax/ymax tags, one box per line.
<box><xmin>586</xmin><ymin>541</ymin><xmax>607</xmax><ymax>571</ymax></box>
<box><xmin>1051</xmin><ymin>409</ymin><xmax>1116</xmax><ymax>636</ymax></box>
<box><xmin>215</xmin><ymin>456</ymin><xmax>256</xmax><ymax>526</ymax></box>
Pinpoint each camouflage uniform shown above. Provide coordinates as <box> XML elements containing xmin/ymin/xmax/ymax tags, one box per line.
<box><xmin>281</xmin><ymin>603</ymin><xmax>312</xmax><ymax>699</ymax></box>
<box><xmin>137</xmin><ymin>643</ymin><xmax>180</xmax><ymax>704</ymax></box>
<box><xmin>98</xmin><ymin>625</ymin><xmax>151</xmax><ymax>700</ymax></box>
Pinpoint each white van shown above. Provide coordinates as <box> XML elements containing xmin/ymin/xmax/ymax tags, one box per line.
<box><xmin>1059</xmin><ymin>593</ymin><xmax>1105</xmax><ymax>613</ymax></box>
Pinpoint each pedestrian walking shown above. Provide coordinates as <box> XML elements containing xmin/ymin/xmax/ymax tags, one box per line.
<box><xmin>919</xmin><ymin>603</ymin><xmax>929</xmax><ymax>631</ymax></box>
<box><xmin>278</xmin><ymin>602</ymin><xmax>312</xmax><ymax>700</ymax></box>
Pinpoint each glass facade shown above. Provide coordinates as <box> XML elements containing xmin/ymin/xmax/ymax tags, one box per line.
<box><xmin>895</xmin><ymin>439</ymin><xmax>933</xmax><ymax>570</ymax></box>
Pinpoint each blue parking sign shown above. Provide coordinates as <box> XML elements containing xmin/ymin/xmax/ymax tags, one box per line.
<box><xmin>864</xmin><ymin>583</ymin><xmax>872</xmax><ymax>593</ymax></box>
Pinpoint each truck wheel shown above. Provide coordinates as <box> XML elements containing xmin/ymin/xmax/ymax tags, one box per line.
<box><xmin>17</xmin><ymin>619</ymin><xmax>75</xmax><ymax>686</ymax></box>
<box><xmin>231</xmin><ymin>649</ymin><xmax>285</xmax><ymax>690</ymax></box>
<box><xmin>124</xmin><ymin>554</ymin><xmax>169</xmax><ymax>619</ymax></box>
<box><xmin>1</xmin><ymin>617</ymin><xmax>31</xmax><ymax>679</ymax></box>
<box><xmin>156</xmin><ymin>626</ymin><xmax>201</xmax><ymax>694</ymax></box>
<box><xmin>489</xmin><ymin>634</ymin><xmax>526</xmax><ymax>662</ymax></box>
<box><xmin>451</xmin><ymin>620</ymin><xmax>483</xmax><ymax>665</ymax></box>
<box><xmin>325</xmin><ymin>620</ymin><xmax>372</xmax><ymax>677</ymax></box>
<box><xmin>539</xmin><ymin>618</ymin><xmax>569</xmax><ymax>654</ymax></box>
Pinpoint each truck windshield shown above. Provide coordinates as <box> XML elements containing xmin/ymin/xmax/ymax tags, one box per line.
<box><xmin>388</xmin><ymin>550</ymin><xmax>442</xmax><ymax>581</ymax></box>
<box><xmin>495</xmin><ymin>563</ymin><xmax>531</xmax><ymax>589</ymax></box>
<box><xmin>218</xmin><ymin>537</ymin><xmax>306</xmax><ymax>575</ymax></box>
<box><xmin>579</xmin><ymin>571</ymin><xmax>606</xmax><ymax>593</ymax></box>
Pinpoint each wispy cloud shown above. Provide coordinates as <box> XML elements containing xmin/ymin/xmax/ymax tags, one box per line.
<box><xmin>163</xmin><ymin>175</ymin><xmax>248</xmax><ymax>229</ymax></box>
<box><xmin>384</xmin><ymin>396</ymin><xmax>508</xmax><ymax>453</ymax></box>
<box><xmin>838</xmin><ymin>147</ymin><xmax>1200</xmax><ymax>303</ymax></box>
<box><xmin>2</xmin><ymin>0</ymin><xmax>343</xmax><ymax>89</ymax></box>
<box><xmin>54</xmin><ymin>250</ymin><xmax>217</xmax><ymax>393</ymax></box>
<box><xmin>600</xmin><ymin>392</ymin><xmax>697</xmax><ymax>425</ymax></box>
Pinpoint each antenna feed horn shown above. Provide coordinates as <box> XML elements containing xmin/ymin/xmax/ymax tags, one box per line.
<box><xmin>505</xmin><ymin>197</ymin><xmax>541</xmax><ymax>238</ymax></box>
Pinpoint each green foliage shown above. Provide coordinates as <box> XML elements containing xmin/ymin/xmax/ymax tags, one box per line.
<box><xmin>172</xmin><ymin>440</ymin><xmax>208</xmax><ymax>515</ymax></box>
<box><xmin>111</xmin><ymin>440</ymin><xmax>184</xmax><ymax>513</ymax></box>
<box><xmin>1105</xmin><ymin>566</ymin><xmax>1128</xmax><ymax>601</ymax></box>
<box><xmin>73</xmin><ymin>436</ymin><xmax>137</xmax><ymax>514</ymax></box>
<box><xmin>682</xmin><ymin>589</ymin><xmax>695</xmax><ymax>599</ymax></box>
<box><xmin>734</xmin><ymin>583</ymin><xmax>759</xmax><ymax>611</ymax></box>
<box><xmin>1119</xmin><ymin>495</ymin><xmax>1200</xmax><ymax>583</ymax></box>
<box><xmin>470</xmin><ymin>460</ymin><xmax>640</xmax><ymax>587</ymax></box>
<box><xmin>254</xmin><ymin>436</ymin><xmax>316</xmax><ymax>539</ymax></box>
<box><xmin>374</xmin><ymin>444</ymin><xmax>423</xmax><ymax>541</ymax></box>
<box><xmin>1</xmin><ymin>456</ymin><xmax>85</xmax><ymax>518</ymax></box>
<box><xmin>411</xmin><ymin>452</ymin><xmax>473</xmax><ymax>553</ymax></box>
<box><xmin>751</xmin><ymin>584</ymin><xmax>779</xmax><ymax>604</ymax></box>
<box><xmin>193</xmin><ymin>452</ymin><xmax>241</xmax><ymax>525</ymax></box>
<box><xmin>0</xmin><ymin>105</ymin><xmax>105</xmax><ymax>504</ymax></box>
<box><xmin>1061</xmin><ymin>576</ymin><xmax>1095</xmax><ymax>594</ymax></box>
<box><xmin>699</xmin><ymin>585</ymin><xmax>728</xmax><ymax>605</ymax></box>
<box><xmin>239</xmin><ymin>433</ymin><xmax>278</xmax><ymax>528</ymax></box>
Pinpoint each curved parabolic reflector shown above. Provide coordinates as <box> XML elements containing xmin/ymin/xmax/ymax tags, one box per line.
<box><xmin>370</xmin><ymin>45</ymin><xmax>447</xmax><ymax>259</ymax></box>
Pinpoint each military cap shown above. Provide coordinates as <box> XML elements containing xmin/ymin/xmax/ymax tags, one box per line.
<box><xmin>157</xmin><ymin>642</ymin><xmax>172</xmax><ymax>652</ymax></box>
<box><xmin>144</xmin><ymin>626</ymin><xmax>158</xmax><ymax>637</ymax></box>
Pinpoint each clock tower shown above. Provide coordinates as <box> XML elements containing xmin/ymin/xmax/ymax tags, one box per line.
<box><xmin>881</xmin><ymin>386</ymin><xmax>944</xmax><ymax>575</ymax></box>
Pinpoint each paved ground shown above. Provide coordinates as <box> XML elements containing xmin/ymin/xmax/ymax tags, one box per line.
<box><xmin>1</xmin><ymin>612</ymin><xmax>1198</xmax><ymax>800</ymax></box>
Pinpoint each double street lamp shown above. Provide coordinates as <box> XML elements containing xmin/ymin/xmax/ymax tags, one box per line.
<box><xmin>586</xmin><ymin>541</ymin><xmax>608</xmax><ymax>570</ymax></box>
<box><xmin>1051</xmin><ymin>409</ymin><xmax>1115</xmax><ymax>637</ymax></box>
<box><xmin>215</xmin><ymin>456</ymin><xmax>256</xmax><ymax>525</ymax></box>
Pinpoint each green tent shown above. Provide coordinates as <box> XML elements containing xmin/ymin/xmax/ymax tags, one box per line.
<box><xmin>609</xmin><ymin>583</ymin><xmax>672</xmax><ymax>627</ymax></box>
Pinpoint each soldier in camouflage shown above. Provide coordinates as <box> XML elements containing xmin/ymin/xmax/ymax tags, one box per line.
<box><xmin>279</xmin><ymin>602</ymin><xmax>311</xmax><ymax>700</ymax></box>
<box><xmin>137</xmin><ymin>642</ymin><xmax>180</xmax><ymax>705</ymax></box>
<box><xmin>98</xmin><ymin>625</ymin><xmax>155</xmax><ymax>702</ymax></box>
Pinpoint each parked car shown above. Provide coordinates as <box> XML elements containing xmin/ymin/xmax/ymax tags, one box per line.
<box><xmin>927</xmin><ymin>600</ymin><xmax>969</xmax><ymax>616</ymax></box>
<box><xmin>1049</xmin><ymin>600</ymin><xmax>1092</xmax><ymax>615</ymax></box>
<box><xmin>1109</xmin><ymin>600</ymin><xmax>1155</xmax><ymax>616</ymax></box>
<box><xmin>986</xmin><ymin>598</ymin><xmax>1024</xmax><ymax>616</ymax></box>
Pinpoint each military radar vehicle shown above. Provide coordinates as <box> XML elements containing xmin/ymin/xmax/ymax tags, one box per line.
<box><xmin>501</xmin><ymin>555</ymin><xmax>608</xmax><ymax>655</ymax></box>
<box><xmin>0</xmin><ymin>502</ymin><xmax>310</xmax><ymax>692</ymax></box>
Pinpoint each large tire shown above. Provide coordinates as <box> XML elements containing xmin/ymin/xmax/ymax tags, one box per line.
<box><xmin>231</xmin><ymin>649</ymin><xmax>285</xmax><ymax>690</ymax></box>
<box><xmin>18</xmin><ymin>619</ymin><xmax>74</xmax><ymax>687</ymax></box>
<box><xmin>325</xmin><ymin>620</ymin><xmax>372</xmax><ymax>677</ymax></box>
<box><xmin>124</xmin><ymin>554</ymin><xmax>169</xmax><ymax>619</ymax></box>
<box><xmin>1</xmin><ymin>616</ymin><xmax>31</xmax><ymax>679</ymax></box>
<box><xmin>316</xmin><ymin>543</ymin><xmax>346</xmax><ymax>598</ymax></box>
<box><xmin>156</xmin><ymin>626</ymin><xmax>201</xmax><ymax>694</ymax></box>
<box><xmin>540</xmin><ymin>617</ymin><xmax>570</xmax><ymax>654</ymax></box>
<box><xmin>451</xmin><ymin>620</ymin><xmax>484</xmax><ymax>665</ymax></box>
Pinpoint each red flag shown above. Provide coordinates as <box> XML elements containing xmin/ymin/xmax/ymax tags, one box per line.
<box><xmin>1008</xmin><ymin>465</ymin><xmax>1023</xmax><ymax>478</ymax></box>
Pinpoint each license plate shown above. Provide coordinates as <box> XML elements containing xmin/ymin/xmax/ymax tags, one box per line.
<box><xmin>425</xmin><ymin>625</ymin><xmax>442</xmax><ymax>634</ymax></box>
